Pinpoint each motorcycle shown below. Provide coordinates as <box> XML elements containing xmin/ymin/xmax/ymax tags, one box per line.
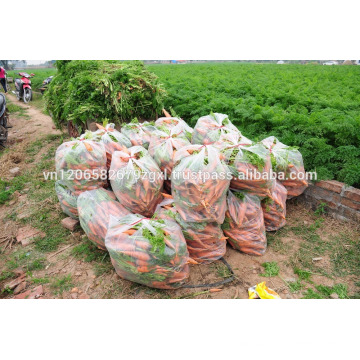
<box><xmin>39</xmin><ymin>75</ymin><xmax>53</xmax><ymax>94</ymax></box>
<box><xmin>0</xmin><ymin>93</ymin><xmax>10</xmax><ymax>148</ymax></box>
<box><xmin>12</xmin><ymin>72</ymin><xmax>35</xmax><ymax>103</ymax></box>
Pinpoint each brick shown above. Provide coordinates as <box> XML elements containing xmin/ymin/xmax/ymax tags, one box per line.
<box><xmin>61</xmin><ymin>217</ymin><xmax>79</xmax><ymax>231</ymax></box>
<box><xmin>13</xmin><ymin>282</ymin><xmax>27</xmax><ymax>295</ymax></box>
<box><xmin>78</xmin><ymin>293</ymin><xmax>90</xmax><ymax>299</ymax></box>
<box><xmin>318</xmin><ymin>199</ymin><xmax>338</xmax><ymax>210</ymax></box>
<box><xmin>16</xmin><ymin>226</ymin><xmax>46</xmax><ymax>246</ymax></box>
<box><xmin>315</xmin><ymin>180</ymin><xmax>344</xmax><ymax>194</ymax></box>
<box><xmin>306</xmin><ymin>185</ymin><xmax>331</xmax><ymax>200</ymax></box>
<box><xmin>340</xmin><ymin>197</ymin><xmax>360</xmax><ymax>211</ymax></box>
<box><xmin>3</xmin><ymin>274</ymin><xmax>26</xmax><ymax>290</ymax></box>
<box><xmin>343</xmin><ymin>187</ymin><xmax>360</xmax><ymax>203</ymax></box>
<box><xmin>14</xmin><ymin>285</ymin><xmax>44</xmax><ymax>299</ymax></box>
<box><xmin>341</xmin><ymin>206</ymin><xmax>360</xmax><ymax>222</ymax></box>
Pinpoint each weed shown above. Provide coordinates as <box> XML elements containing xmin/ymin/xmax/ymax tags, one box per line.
<box><xmin>6</xmin><ymin>249</ymin><xmax>46</xmax><ymax>273</ymax></box>
<box><xmin>303</xmin><ymin>283</ymin><xmax>349</xmax><ymax>299</ymax></box>
<box><xmin>329</xmin><ymin>233</ymin><xmax>360</xmax><ymax>277</ymax></box>
<box><xmin>314</xmin><ymin>202</ymin><xmax>327</xmax><ymax>216</ymax></box>
<box><xmin>51</xmin><ymin>275</ymin><xmax>73</xmax><ymax>295</ymax></box>
<box><xmin>303</xmin><ymin>288</ymin><xmax>324</xmax><ymax>299</ymax></box>
<box><xmin>288</xmin><ymin>280</ymin><xmax>304</xmax><ymax>293</ymax></box>
<box><xmin>31</xmin><ymin>277</ymin><xmax>50</xmax><ymax>285</ymax></box>
<box><xmin>72</xmin><ymin>240</ymin><xmax>109</xmax><ymax>263</ymax></box>
<box><xmin>0</xmin><ymin>270</ymin><xmax>15</xmax><ymax>282</ymax></box>
<box><xmin>212</xmin><ymin>262</ymin><xmax>232</xmax><ymax>278</ymax></box>
<box><xmin>294</xmin><ymin>268</ymin><xmax>312</xmax><ymax>281</ymax></box>
<box><xmin>260</xmin><ymin>262</ymin><xmax>280</xmax><ymax>277</ymax></box>
<box><xmin>93</xmin><ymin>263</ymin><xmax>113</xmax><ymax>277</ymax></box>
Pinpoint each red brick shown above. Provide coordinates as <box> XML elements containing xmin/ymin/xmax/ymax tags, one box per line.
<box><xmin>78</xmin><ymin>293</ymin><xmax>90</xmax><ymax>299</ymax></box>
<box><xmin>340</xmin><ymin>197</ymin><xmax>360</xmax><ymax>211</ymax></box>
<box><xmin>14</xmin><ymin>285</ymin><xmax>44</xmax><ymax>299</ymax></box>
<box><xmin>16</xmin><ymin>226</ymin><xmax>46</xmax><ymax>246</ymax></box>
<box><xmin>341</xmin><ymin>206</ymin><xmax>360</xmax><ymax>222</ymax></box>
<box><xmin>307</xmin><ymin>186</ymin><xmax>332</xmax><ymax>199</ymax></box>
<box><xmin>315</xmin><ymin>180</ymin><xmax>344</xmax><ymax>194</ymax></box>
<box><xmin>318</xmin><ymin>199</ymin><xmax>338</xmax><ymax>210</ymax></box>
<box><xmin>3</xmin><ymin>274</ymin><xmax>26</xmax><ymax>290</ymax></box>
<box><xmin>61</xmin><ymin>217</ymin><xmax>79</xmax><ymax>231</ymax></box>
<box><xmin>343</xmin><ymin>187</ymin><xmax>360</xmax><ymax>203</ymax></box>
<box><xmin>13</xmin><ymin>282</ymin><xmax>27</xmax><ymax>295</ymax></box>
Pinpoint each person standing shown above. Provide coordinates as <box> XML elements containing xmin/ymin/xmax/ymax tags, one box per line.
<box><xmin>0</xmin><ymin>66</ymin><xmax>7</xmax><ymax>93</ymax></box>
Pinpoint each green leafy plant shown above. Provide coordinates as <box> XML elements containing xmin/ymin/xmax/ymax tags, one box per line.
<box><xmin>261</xmin><ymin>261</ymin><xmax>280</xmax><ymax>277</ymax></box>
<box><xmin>149</xmin><ymin>62</ymin><xmax>360</xmax><ymax>187</ymax></box>
<box><xmin>45</xmin><ymin>60</ymin><xmax>166</xmax><ymax>129</ymax></box>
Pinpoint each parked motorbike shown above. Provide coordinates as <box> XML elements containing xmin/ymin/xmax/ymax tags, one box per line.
<box><xmin>39</xmin><ymin>75</ymin><xmax>53</xmax><ymax>94</ymax></box>
<box><xmin>0</xmin><ymin>93</ymin><xmax>10</xmax><ymax>148</ymax></box>
<box><xmin>12</xmin><ymin>72</ymin><xmax>35</xmax><ymax>103</ymax></box>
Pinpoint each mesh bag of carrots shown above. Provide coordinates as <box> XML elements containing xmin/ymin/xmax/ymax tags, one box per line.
<box><xmin>171</xmin><ymin>144</ymin><xmax>230</xmax><ymax>224</ymax></box>
<box><xmin>120</xmin><ymin>119</ymin><xmax>157</xmax><ymax>149</ymax></box>
<box><xmin>148</xmin><ymin>126</ymin><xmax>190</xmax><ymax>175</ymax></box>
<box><xmin>222</xmin><ymin>190</ymin><xmax>266</xmax><ymax>256</ymax></box>
<box><xmin>55</xmin><ymin>137</ymin><xmax>107</xmax><ymax>194</ymax></box>
<box><xmin>110</xmin><ymin>146</ymin><xmax>164</xmax><ymax>217</ymax></box>
<box><xmin>93</xmin><ymin>123</ymin><xmax>132</xmax><ymax>169</ymax></box>
<box><xmin>155</xmin><ymin>116</ymin><xmax>193</xmax><ymax>141</ymax></box>
<box><xmin>105</xmin><ymin>214</ymin><xmax>190</xmax><ymax>289</ymax></box>
<box><xmin>192</xmin><ymin>113</ymin><xmax>240</xmax><ymax>145</ymax></box>
<box><xmin>55</xmin><ymin>181</ymin><xmax>79</xmax><ymax>219</ymax></box>
<box><xmin>222</xmin><ymin>141</ymin><xmax>275</xmax><ymax>199</ymax></box>
<box><xmin>77</xmin><ymin>188</ymin><xmax>130</xmax><ymax>250</ymax></box>
<box><xmin>261</xmin><ymin>180</ymin><xmax>287</xmax><ymax>231</ymax></box>
<box><xmin>155</xmin><ymin>197</ymin><xmax>226</xmax><ymax>263</ymax></box>
<box><xmin>261</xmin><ymin>136</ymin><xmax>308</xmax><ymax>198</ymax></box>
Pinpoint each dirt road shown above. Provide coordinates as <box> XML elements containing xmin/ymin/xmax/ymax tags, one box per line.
<box><xmin>0</xmin><ymin>97</ymin><xmax>359</xmax><ymax>299</ymax></box>
<box><xmin>6</xmin><ymin>93</ymin><xmax>60</xmax><ymax>144</ymax></box>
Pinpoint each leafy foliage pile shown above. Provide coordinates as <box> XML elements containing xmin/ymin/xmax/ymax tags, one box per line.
<box><xmin>45</xmin><ymin>60</ymin><xmax>166</xmax><ymax>131</ymax></box>
<box><xmin>149</xmin><ymin>63</ymin><xmax>360</xmax><ymax>186</ymax></box>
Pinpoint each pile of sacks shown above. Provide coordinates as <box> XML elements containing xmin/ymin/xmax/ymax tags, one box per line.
<box><xmin>54</xmin><ymin>114</ymin><xmax>308</xmax><ymax>289</ymax></box>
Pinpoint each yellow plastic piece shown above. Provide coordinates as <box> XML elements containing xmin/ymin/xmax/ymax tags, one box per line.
<box><xmin>248</xmin><ymin>281</ymin><xmax>281</xmax><ymax>299</ymax></box>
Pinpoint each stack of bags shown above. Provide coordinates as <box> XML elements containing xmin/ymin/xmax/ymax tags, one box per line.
<box><xmin>54</xmin><ymin>112</ymin><xmax>308</xmax><ymax>289</ymax></box>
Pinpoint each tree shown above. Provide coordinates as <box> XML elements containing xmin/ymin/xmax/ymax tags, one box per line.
<box><xmin>0</xmin><ymin>60</ymin><xmax>10</xmax><ymax>69</ymax></box>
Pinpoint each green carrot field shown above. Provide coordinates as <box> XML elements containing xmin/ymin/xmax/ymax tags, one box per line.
<box><xmin>7</xmin><ymin>62</ymin><xmax>360</xmax><ymax>186</ymax></box>
<box><xmin>149</xmin><ymin>63</ymin><xmax>360</xmax><ymax>186</ymax></box>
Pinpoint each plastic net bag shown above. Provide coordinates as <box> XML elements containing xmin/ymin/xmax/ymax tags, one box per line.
<box><xmin>93</xmin><ymin>123</ymin><xmax>132</xmax><ymax>168</ymax></box>
<box><xmin>105</xmin><ymin>214</ymin><xmax>190</xmax><ymax>289</ymax></box>
<box><xmin>55</xmin><ymin>138</ymin><xmax>107</xmax><ymax>194</ymax></box>
<box><xmin>120</xmin><ymin>119</ymin><xmax>157</xmax><ymax>149</ymax></box>
<box><xmin>261</xmin><ymin>136</ymin><xmax>308</xmax><ymax>198</ymax></box>
<box><xmin>77</xmin><ymin>188</ymin><xmax>130</xmax><ymax>250</ymax></box>
<box><xmin>192</xmin><ymin>113</ymin><xmax>240</xmax><ymax>145</ymax></box>
<box><xmin>155</xmin><ymin>197</ymin><xmax>226</xmax><ymax>263</ymax></box>
<box><xmin>213</xmin><ymin>131</ymin><xmax>253</xmax><ymax>156</ymax></box>
<box><xmin>149</xmin><ymin>126</ymin><xmax>190</xmax><ymax>176</ymax></box>
<box><xmin>222</xmin><ymin>190</ymin><xmax>266</xmax><ymax>256</ymax></box>
<box><xmin>171</xmin><ymin>144</ymin><xmax>230</xmax><ymax>224</ymax></box>
<box><xmin>155</xmin><ymin>116</ymin><xmax>193</xmax><ymax>141</ymax></box>
<box><xmin>223</xmin><ymin>141</ymin><xmax>275</xmax><ymax>199</ymax></box>
<box><xmin>261</xmin><ymin>180</ymin><xmax>287</xmax><ymax>231</ymax></box>
<box><xmin>55</xmin><ymin>181</ymin><xmax>79</xmax><ymax>219</ymax></box>
<box><xmin>110</xmin><ymin>146</ymin><xmax>164</xmax><ymax>217</ymax></box>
